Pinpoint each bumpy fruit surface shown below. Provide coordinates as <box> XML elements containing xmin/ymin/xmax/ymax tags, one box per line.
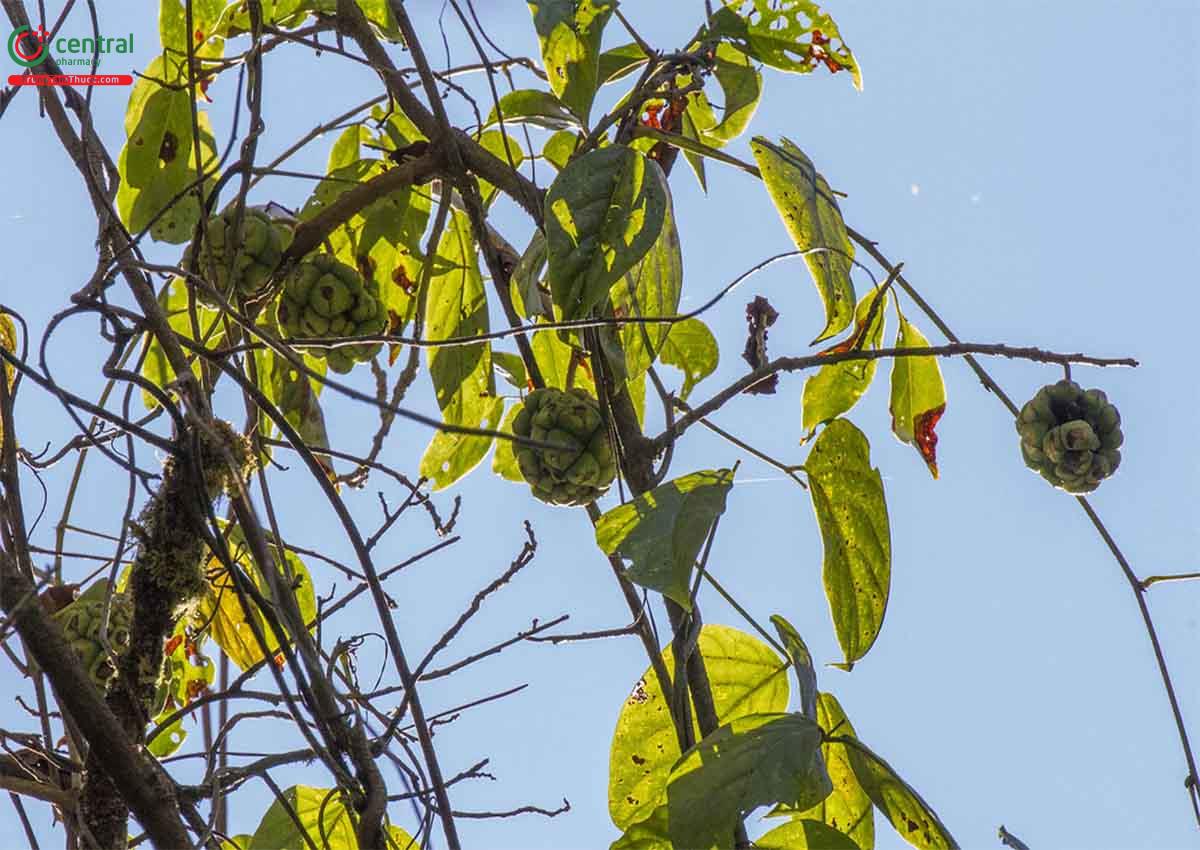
<box><xmin>188</xmin><ymin>207</ymin><xmax>289</xmax><ymax>305</ymax></box>
<box><xmin>513</xmin><ymin>387</ymin><xmax>617</xmax><ymax>506</ymax></box>
<box><xmin>275</xmin><ymin>253</ymin><xmax>387</xmax><ymax>373</ymax></box>
<box><xmin>53</xmin><ymin>581</ymin><xmax>133</xmax><ymax>691</ymax></box>
<box><xmin>1016</xmin><ymin>380</ymin><xmax>1123</xmax><ymax>493</ymax></box>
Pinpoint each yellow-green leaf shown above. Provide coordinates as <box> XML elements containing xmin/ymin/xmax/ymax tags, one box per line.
<box><xmin>528</xmin><ymin>0</ymin><xmax>616</xmax><ymax>121</ymax></box>
<box><xmin>751</xmin><ymin>137</ymin><xmax>855</xmax><ymax>342</ymax></box>
<box><xmin>802</xmin><ymin>288</ymin><xmax>888</xmax><ymax>432</ymax></box>
<box><xmin>659</xmin><ymin>318</ymin><xmax>718</xmax><ymax>401</ymax></box>
<box><xmin>608</xmin><ymin>624</ymin><xmax>790</xmax><ymax>831</ymax></box>
<box><xmin>545</xmin><ymin>146</ymin><xmax>669</xmax><ymax>320</ymax></box>
<box><xmin>845</xmin><ymin>738</ymin><xmax>959</xmax><ymax>850</ymax></box>
<box><xmin>596</xmin><ymin>469</ymin><xmax>735</xmax><ymax>608</ymax></box>
<box><xmin>889</xmin><ymin>316</ymin><xmax>946</xmax><ymax>479</ymax></box>
<box><xmin>805</xmin><ymin>419</ymin><xmax>890</xmax><ymax>669</ymax></box>
<box><xmin>757</xmin><ymin>818</ymin><xmax>862</xmax><ymax>850</ymax></box>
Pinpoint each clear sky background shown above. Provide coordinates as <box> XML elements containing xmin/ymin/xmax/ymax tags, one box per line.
<box><xmin>2</xmin><ymin>2</ymin><xmax>1199</xmax><ymax>848</ymax></box>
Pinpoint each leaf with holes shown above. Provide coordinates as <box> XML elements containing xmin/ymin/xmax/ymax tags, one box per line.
<box><xmin>596</xmin><ymin>469</ymin><xmax>735</xmax><ymax>608</ymax></box>
<box><xmin>659</xmin><ymin>318</ymin><xmax>719</xmax><ymax>400</ymax></box>
<box><xmin>805</xmin><ymin>419</ymin><xmax>890</xmax><ymax>669</ymax></box>
<box><xmin>889</xmin><ymin>316</ymin><xmax>946</xmax><ymax>479</ymax></box>
<box><xmin>545</xmin><ymin>146</ymin><xmax>669</xmax><ymax>320</ymax></box>
<box><xmin>608</xmin><ymin>624</ymin><xmax>790</xmax><ymax>831</ymax></box>
<box><xmin>752</xmin><ymin>137</ymin><xmax>856</xmax><ymax>343</ymax></box>
<box><xmin>528</xmin><ymin>0</ymin><xmax>617</xmax><ymax>121</ymax></box>
<box><xmin>117</xmin><ymin>59</ymin><xmax>218</xmax><ymax>244</ymax></box>
<box><xmin>709</xmin><ymin>0</ymin><xmax>862</xmax><ymax>89</ymax></box>
<box><xmin>666</xmin><ymin>713</ymin><xmax>832</xmax><ymax>849</ymax></box>
<box><xmin>802</xmin><ymin>288</ymin><xmax>888</xmax><ymax>432</ymax></box>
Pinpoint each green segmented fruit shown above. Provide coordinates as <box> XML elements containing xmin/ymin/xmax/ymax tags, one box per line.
<box><xmin>54</xmin><ymin>581</ymin><xmax>133</xmax><ymax>691</ymax></box>
<box><xmin>1015</xmin><ymin>380</ymin><xmax>1123</xmax><ymax>493</ymax></box>
<box><xmin>187</xmin><ymin>207</ymin><xmax>291</xmax><ymax>306</ymax></box>
<box><xmin>275</xmin><ymin>253</ymin><xmax>387</xmax><ymax>373</ymax></box>
<box><xmin>512</xmin><ymin>387</ymin><xmax>617</xmax><ymax>506</ymax></box>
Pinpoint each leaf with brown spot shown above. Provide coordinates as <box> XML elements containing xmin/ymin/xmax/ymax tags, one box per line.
<box><xmin>889</xmin><ymin>316</ymin><xmax>947</xmax><ymax>479</ymax></box>
<box><xmin>805</xmin><ymin>419</ymin><xmax>891</xmax><ymax>669</ymax></box>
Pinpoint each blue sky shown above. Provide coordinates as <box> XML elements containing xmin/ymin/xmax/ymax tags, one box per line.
<box><xmin>2</xmin><ymin>1</ymin><xmax>1199</xmax><ymax>848</ymax></box>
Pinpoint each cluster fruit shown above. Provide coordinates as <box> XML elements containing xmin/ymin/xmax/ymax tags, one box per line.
<box><xmin>513</xmin><ymin>387</ymin><xmax>617</xmax><ymax>506</ymax></box>
<box><xmin>1016</xmin><ymin>380</ymin><xmax>1123</xmax><ymax>493</ymax></box>
<box><xmin>274</xmin><ymin>253</ymin><xmax>387</xmax><ymax>373</ymax></box>
<box><xmin>187</xmin><ymin>207</ymin><xmax>290</xmax><ymax>306</ymax></box>
<box><xmin>53</xmin><ymin>581</ymin><xmax>133</xmax><ymax>691</ymax></box>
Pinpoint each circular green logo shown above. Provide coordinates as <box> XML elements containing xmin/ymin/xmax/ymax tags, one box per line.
<box><xmin>8</xmin><ymin>26</ymin><xmax>49</xmax><ymax>68</ymax></box>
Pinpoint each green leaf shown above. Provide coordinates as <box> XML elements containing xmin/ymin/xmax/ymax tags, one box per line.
<box><xmin>510</xmin><ymin>230</ymin><xmax>550</xmax><ymax>319</ymax></box>
<box><xmin>751</xmin><ymin>137</ymin><xmax>855</xmax><ymax>342</ymax></box>
<box><xmin>609</xmin><ymin>624</ymin><xmax>790</xmax><ymax>830</ymax></box>
<box><xmin>610</xmin><ymin>805</ymin><xmax>671</xmax><ymax>850</ymax></box>
<box><xmin>770</xmin><ymin>615</ymin><xmax>817</xmax><ymax>721</ymax></box>
<box><xmin>477</xmin><ymin>129</ymin><xmax>526</xmax><ymax>207</ymax></box>
<box><xmin>140</xmin><ymin>277</ymin><xmax>223</xmax><ymax>409</ymax></box>
<box><xmin>611</xmin><ymin>186</ymin><xmax>682</xmax><ymax>379</ymax></box>
<box><xmin>802</xmin><ymin>288</ymin><xmax>888</xmax><ymax>432</ymax></box>
<box><xmin>679</xmin><ymin>108</ymin><xmax>709</xmax><ymax>191</ymax></box>
<box><xmin>419</xmin><ymin>210</ymin><xmax>497</xmax><ymax>489</ymax></box>
<box><xmin>689</xmin><ymin>43</ymin><xmax>762</xmax><ymax>145</ymax></box>
<box><xmin>545</xmin><ymin>146</ymin><xmax>669</xmax><ymax>320</ymax></box>
<box><xmin>194</xmin><ymin>527</ymin><xmax>317</xmax><ymax>673</ymax></box>
<box><xmin>709</xmin><ymin>0</ymin><xmax>862</xmax><ymax>90</ymax></box>
<box><xmin>486</xmin><ymin>88</ymin><xmax>579</xmax><ymax>130</ymax></box>
<box><xmin>596</xmin><ymin>469</ymin><xmax>735</xmax><ymax>608</ymax></box>
<box><xmin>889</xmin><ymin>316</ymin><xmax>946</xmax><ymax>480</ymax></box>
<box><xmin>845</xmin><ymin>737</ymin><xmax>959</xmax><ymax>850</ymax></box>
<box><xmin>528</xmin><ymin>0</ymin><xmax>617</xmax><ymax>121</ymax></box>
<box><xmin>255</xmin><ymin>347</ymin><xmax>332</xmax><ymax>475</ymax></box>
<box><xmin>543</xmin><ymin>128</ymin><xmax>582</xmax><ymax>171</ymax></box>
<box><xmin>531</xmin><ymin>326</ymin><xmax>595</xmax><ymax>395</ymax></box>
<box><xmin>805</xmin><ymin>419</ymin><xmax>890</xmax><ymax>669</ymax></box>
<box><xmin>491</xmin><ymin>402</ymin><xmax>525</xmax><ymax>483</ymax></box>
<box><xmin>787</xmin><ymin>692</ymin><xmax>875</xmax><ymax>850</ymax></box>
<box><xmin>248</xmin><ymin>785</ymin><xmax>356</xmax><ymax>850</ymax></box>
<box><xmin>420</xmin><ymin>396</ymin><xmax>505</xmax><ymax>490</ymax></box>
<box><xmin>328</xmin><ymin>123</ymin><xmax>369</xmax><ymax>172</ymax></box>
<box><xmin>117</xmin><ymin>60</ymin><xmax>218</xmax><ymax>243</ymax></box>
<box><xmin>0</xmin><ymin>311</ymin><xmax>15</xmax><ymax>449</ymax></box>
<box><xmin>159</xmin><ymin>0</ymin><xmax>225</xmax><ymax>61</ymax></box>
<box><xmin>757</xmin><ymin>818</ymin><xmax>862</xmax><ymax>850</ymax></box>
<box><xmin>659</xmin><ymin>318</ymin><xmax>719</xmax><ymax>400</ymax></box>
<box><xmin>492</xmin><ymin>352</ymin><xmax>528</xmax><ymax>390</ymax></box>
<box><xmin>599</xmin><ymin>42</ymin><xmax>649</xmax><ymax>84</ymax></box>
<box><xmin>666</xmin><ymin>713</ymin><xmax>831</xmax><ymax>850</ymax></box>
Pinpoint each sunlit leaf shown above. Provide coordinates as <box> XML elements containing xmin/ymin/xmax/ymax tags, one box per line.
<box><xmin>609</xmin><ymin>624</ymin><xmax>790</xmax><ymax>830</ymax></box>
<box><xmin>140</xmin><ymin>277</ymin><xmax>223</xmax><ymax>409</ymax></box>
<box><xmin>785</xmin><ymin>692</ymin><xmax>874</xmax><ymax>850</ymax></box>
<box><xmin>612</xmin><ymin>188</ymin><xmax>682</xmax><ymax>379</ymax></box>
<box><xmin>531</xmin><ymin>326</ymin><xmax>595</xmax><ymax>395</ymax></box>
<box><xmin>195</xmin><ymin>526</ymin><xmax>317</xmax><ymax>672</ymax></box>
<box><xmin>491</xmin><ymin>402</ymin><xmax>525</xmax><ymax>483</ymax></box>
<box><xmin>757</xmin><ymin>818</ymin><xmax>862</xmax><ymax>850</ymax></box>
<box><xmin>666</xmin><ymin>713</ymin><xmax>831</xmax><ymax>849</ymax></box>
<box><xmin>599</xmin><ymin>42</ymin><xmax>649</xmax><ymax>84</ymax></box>
<box><xmin>117</xmin><ymin>58</ymin><xmax>218</xmax><ymax>243</ymax></box>
<box><xmin>889</xmin><ymin>316</ymin><xmax>946</xmax><ymax>479</ymax></box>
<box><xmin>659</xmin><ymin>318</ymin><xmax>718</xmax><ymax>401</ymax></box>
<box><xmin>543</xmin><ymin>128</ymin><xmax>582</xmax><ymax>171</ymax></box>
<box><xmin>802</xmin><ymin>288</ymin><xmax>888</xmax><ymax>432</ymax></box>
<box><xmin>528</xmin><ymin>0</ymin><xmax>617</xmax><ymax>121</ymax></box>
<box><xmin>254</xmin><ymin>347</ymin><xmax>332</xmax><ymax>475</ymax></box>
<box><xmin>709</xmin><ymin>0</ymin><xmax>862</xmax><ymax>89</ymax></box>
<box><xmin>477</xmin><ymin>129</ymin><xmax>526</xmax><ymax>207</ymax></box>
<box><xmin>247</xmin><ymin>785</ymin><xmax>356</xmax><ymax>850</ymax></box>
<box><xmin>596</xmin><ymin>469</ymin><xmax>735</xmax><ymax>608</ymax></box>
<box><xmin>770</xmin><ymin>614</ymin><xmax>817</xmax><ymax>721</ymax></box>
<box><xmin>486</xmin><ymin>89</ymin><xmax>579</xmax><ymax>130</ymax></box>
<box><xmin>0</xmin><ymin>311</ymin><xmax>16</xmax><ymax>449</ymax></box>
<box><xmin>751</xmin><ymin>137</ymin><xmax>855</xmax><ymax>342</ymax></box>
<box><xmin>510</xmin><ymin>230</ymin><xmax>550</xmax><ymax>319</ymax></box>
<box><xmin>545</xmin><ymin>146</ymin><xmax>669</xmax><ymax>320</ymax></box>
<box><xmin>845</xmin><ymin>737</ymin><xmax>959</xmax><ymax>849</ymax></box>
<box><xmin>687</xmin><ymin>43</ymin><xmax>762</xmax><ymax>146</ymax></box>
<box><xmin>492</xmin><ymin>351</ymin><xmax>528</xmax><ymax>390</ymax></box>
<box><xmin>805</xmin><ymin>419</ymin><xmax>890</xmax><ymax>669</ymax></box>
<box><xmin>418</xmin><ymin>210</ymin><xmax>497</xmax><ymax>489</ymax></box>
